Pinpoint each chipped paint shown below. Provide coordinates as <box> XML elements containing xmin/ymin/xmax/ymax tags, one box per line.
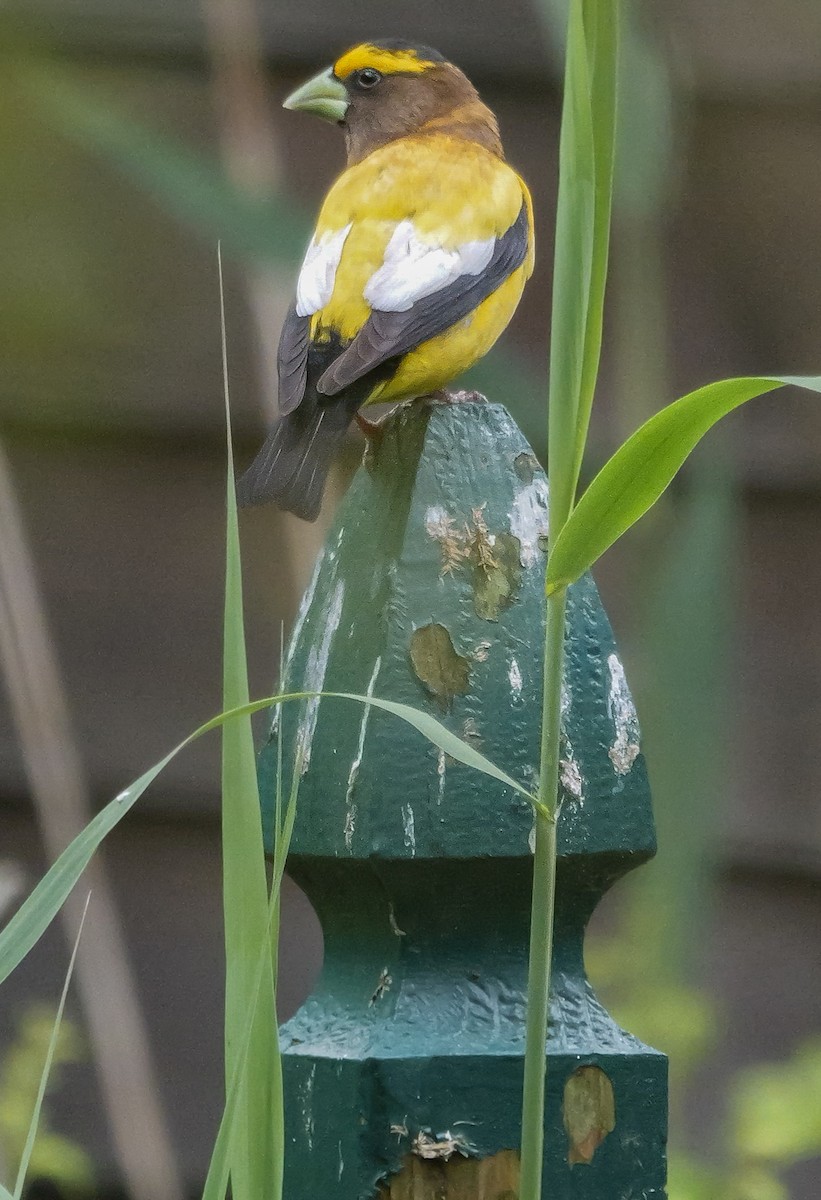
<box><xmin>472</xmin><ymin>530</ymin><xmax>522</xmax><ymax>620</ymax></box>
<box><xmin>343</xmin><ymin>656</ymin><xmax>381</xmax><ymax>850</ymax></box>
<box><xmin>343</xmin><ymin>804</ymin><xmax>357</xmax><ymax>852</ymax></box>
<box><xmin>287</xmin><ymin>549</ymin><xmax>325</xmax><ymax>667</ymax></box>
<box><xmin>514</xmin><ymin>450</ymin><xmax>540</xmax><ymax>483</ymax></box>
<box><xmin>369</xmin><ymin>967</ymin><xmax>392</xmax><ymax>1005</ymax></box>
<box><xmin>509</xmin><ymin>477</ymin><xmax>549</xmax><ymax>567</ymax></box>
<box><xmin>606</xmin><ymin>653</ymin><xmax>641</xmax><ymax>775</ymax></box>
<box><xmin>425</xmin><ymin>503</ymin><xmax>450</xmax><ymax>538</ymax></box>
<box><xmin>337</xmin><ymin>1142</ymin><xmax>344</xmax><ymax>1181</ymax></box>
<box><xmin>528</xmin><ymin>820</ymin><xmax>536</xmax><ymax>854</ymax></box>
<box><xmin>296</xmin><ymin>579</ymin><xmax>345</xmax><ymax>772</ymax></box>
<box><xmin>437</xmin><ymin>747</ymin><xmax>446</xmax><ymax>805</ymax></box>
<box><xmin>563</xmin><ymin>1065</ymin><xmax>616</xmax><ymax>1164</ymax></box>
<box><xmin>509</xmin><ymin>657</ymin><xmax>523</xmax><ymax>697</ymax></box>
<box><xmin>300</xmin><ymin>1062</ymin><xmax>317</xmax><ymax>1150</ymax></box>
<box><xmin>410</xmin><ymin>623</ymin><xmax>470</xmax><ymax>709</ymax></box>
<box><xmin>388</xmin><ymin>903</ymin><xmax>406</xmax><ymax>938</ymax></box>
<box><xmin>401</xmin><ymin>803</ymin><xmax>416</xmax><ymax>855</ymax></box>
<box><xmin>425</xmin><ymin>503</ymin><xmax>469</xmax><ymax>575</ymax></box>
<box><xmin>560</xmin><ymin>756</ymin><xmax>584</xmax><ymax>803</ymax></box>
<box><xmin>412</xmin><ymin>1129</ymin><xmax>474</xmax><ymax>1160</ymax></box>
<box><xmin>473</xmin><ymin>639</ymin><xmax>492</xmax><ymax>662</ymax></box>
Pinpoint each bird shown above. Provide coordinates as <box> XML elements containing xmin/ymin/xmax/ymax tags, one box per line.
<box><xmin>237</xmin><ymin>38</ymin><xmax>535</xmax><ymax>521</ymax></box>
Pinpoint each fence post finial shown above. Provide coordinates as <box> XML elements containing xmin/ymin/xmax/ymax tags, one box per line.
<box><xmin>260</xmin><ymin>396</ymin><xmax>667</xmax><ymax>1198</ymax></box>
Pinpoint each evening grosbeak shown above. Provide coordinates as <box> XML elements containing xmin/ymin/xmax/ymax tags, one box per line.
<box><xmin>238</xmin><ymin>38</ymin><xmax>535</xmax><ymax>521</ymax></box>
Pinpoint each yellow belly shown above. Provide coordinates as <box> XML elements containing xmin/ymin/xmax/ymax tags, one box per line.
<box><xmin>362</xmin><ymin>267</ymin><xmax>527</xmax><ymax>406</ymax></box>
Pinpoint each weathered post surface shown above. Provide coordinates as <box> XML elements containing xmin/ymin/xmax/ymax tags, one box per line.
<box><xmin>259</xmin><ymin>397</ymin><xmax>667</xmax><ymax>1198</ymax></box>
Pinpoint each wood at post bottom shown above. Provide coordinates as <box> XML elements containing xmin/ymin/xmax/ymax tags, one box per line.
<box><xmin>377</xmin><ymin>1149</ymin><xmax>519</xmax><ymax>1199</ymax></box>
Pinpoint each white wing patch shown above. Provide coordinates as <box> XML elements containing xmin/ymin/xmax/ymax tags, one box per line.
<box><xmin>364</xmin><ymin>220</ymin><xmax>496</xmax><ymax>314</ymax></box>
<box><xmin>295</xmin><ymin>223</ymin><xmax>353</xmax><ymax>317</ymax></box>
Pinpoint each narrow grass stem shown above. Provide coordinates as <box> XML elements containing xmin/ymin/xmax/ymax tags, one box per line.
<box><xmin>520</xmin><ymin>585</ymin><xmax>567</xmax><ymax>1200</ymax></box>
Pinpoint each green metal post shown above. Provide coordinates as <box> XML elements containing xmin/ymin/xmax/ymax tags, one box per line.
<box><xmin>259</xmin><ymin>397</ymin><xmax>667</xmax><ymax>1198</ymax></box>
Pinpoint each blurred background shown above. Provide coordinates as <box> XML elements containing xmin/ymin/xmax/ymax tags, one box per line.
<box><xmin>0</xmin><ymin>0</ymin><xmax>820</xmax><ymax>1197</ymax></box>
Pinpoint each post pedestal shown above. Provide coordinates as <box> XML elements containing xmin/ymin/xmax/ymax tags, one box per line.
<box><xmin>259</xmin><ymin>398</ymin><xmax>667</xmax><ymax>1198</ymax></box>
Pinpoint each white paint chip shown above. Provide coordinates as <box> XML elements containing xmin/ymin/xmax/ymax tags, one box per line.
<box><xmin>425</xmin><ymin>504</ymin><xmax>451</xmax><ymax>539</ymax></box>
<box><xmin>343</xmin><ymin>656</ymin><xmax>381</xmax><ymax>850</ymax></box>
<box><xmin>437</xmin><ymin>747</ymin><xmax>446</xmax><ymax>805</ymax></box>
<box><xmin>509</xmin><ymin>657</ymin><xmax>523</xmax><ymax>697</ymax></box>
<box><xmin>509</xmin><ymin>478</ymin><xmax>549</xmax><ymax>567</ymax></box>
<box><xmin>560</xmin><ymin>756</ymin><xmax>584</xmax><ymax>803</ymax></box>
<box><xmin>296</xmin><ymin>579</ymin><xmax>344</xmax><ymax>772</ymax></box>
<box><xmin>401</xmin><ymin>804</ymin><xmax>416</xmax><ymax>856</ymax></box>
<box><xmin>606</xmin><ymin>653</ymin><xmax>641</xmax><ymax>775</ymax></box>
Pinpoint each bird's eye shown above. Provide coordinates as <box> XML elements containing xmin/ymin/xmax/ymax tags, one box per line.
<box><xmin>354</xmin><ymin>67</ymin><xmax>382</xmax><ymax>90</ymax></box>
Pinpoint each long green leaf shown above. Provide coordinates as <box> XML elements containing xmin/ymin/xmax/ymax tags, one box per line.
<box><xmin>0</xmin><ymin>749</ymin><xmax>174</xmax><ymax>986</ymax></box>
<box><xmin>546</xmin><ymin>0</ymin><xmax>596</xmax><ymax>524</ymax></box>
<box><xmin>218</xmin><ymin>247</ymin><xmax>279</xmax><ymax>1200</ymax></box>
<box><xmin>0</xmin><ymin>688</ymin><xmax>537</xmax><ymax>988</ymax></box>
<box><xmin>333</xmin><ymin>692</ymin><xmax>543</xmax><ymax>812</ymax></box>
<box><xmin>13</xmin><ymin>893</ymin><xmax>90</xmax><ymax>1200</ymax></box>
<box><xmin>546</xmin><ymin>375</ymin><xmax>821</xmax><ymax>592</ymax></box>
<box><xmin>544</xmin><ymin>0</ymin><xmax>618</xmax><ymax>528</ymax></box>
<box><xmin>571</xmin><ymin>0</ymin><xmax>619</xmax><ymax>488</ymax></box>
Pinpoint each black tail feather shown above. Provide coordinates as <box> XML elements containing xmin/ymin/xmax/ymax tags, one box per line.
<box><xmin>237</xmin><ymin>390</ymin><xmax>361</xmax><ymax>521</ymax></box>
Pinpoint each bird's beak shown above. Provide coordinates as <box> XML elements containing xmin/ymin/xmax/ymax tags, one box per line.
<box><xmin>283</xmin><ymin>68</ymin><xmax>349</xmax><ymax>124</ymax></box>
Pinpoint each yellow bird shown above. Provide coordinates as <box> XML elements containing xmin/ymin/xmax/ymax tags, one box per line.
<box><xmin>238</xmin><ymin>38</ymin><xmax>535</xmax><ymax>521</ymax></box>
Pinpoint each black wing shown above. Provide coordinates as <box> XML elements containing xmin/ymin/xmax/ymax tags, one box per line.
<box><xmin>316</xmin><ymin>200</ymin><xmax>530</xmax><ymax>398</ymax></box>
<box><xmin>277</xmin><ymin>302</ymin><xmax>310</xmax><ymax>415</ymax></box>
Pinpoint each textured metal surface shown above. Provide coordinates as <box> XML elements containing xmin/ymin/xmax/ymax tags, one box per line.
<box><xmin>260</xmin><ymin>399</ymin><xmax>667</xmax><ymax>1197</ymax></box>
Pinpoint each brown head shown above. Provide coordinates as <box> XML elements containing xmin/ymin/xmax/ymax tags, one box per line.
<box><xmin>283</xmin><ymin>38</ymin><xmax>504</xmax><ymax>165</ymax></box>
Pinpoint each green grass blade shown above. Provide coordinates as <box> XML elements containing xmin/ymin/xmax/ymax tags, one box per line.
<box><xmin>331</xmin><ymin>692</ymin><xmax>541</xmax><ymax>811</ymax></box>
<box><xmin>218</xmin><ymin>247</ymin><xmax>280</xmax><ymax>1200</ymax></box>
<box><xmin>0</xmin><ymin>749</ymin><xmax>173</xmax><ymax>986</ymax></box>
<box><xmin>0</xmin><ymin>687</ymin><xmax>537</xmax><ymax>991</ymax></box>
<box><xmin>201</xmin><ymin>752</ymin><xmax>303</xmax><ymax>1200</ymax></box>
<box><xmin>546</xmin><ymin>374</ymin><xmax>821</xmax><ymax>592</ymax></box>
<box><xmin>547</xmin><ymin>0</ymin><xmax>596</xmax><ymax>523</ymax></box>
<box><xmin>13</xmin><ymin>893</ymin><xmax>90</xmax><ymax>1200</ymax></box>
<box><xmin>544</xmin><ymin>0</ymin><xmax>618</xmax><ymax>524</ymax></box>
<box><xmin>571</xmin><ymin>0</ymin><xmax>618</xmax><ymax>486</ymax></box>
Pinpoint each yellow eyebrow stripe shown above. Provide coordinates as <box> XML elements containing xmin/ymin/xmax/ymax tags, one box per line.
<box><xmin>333</xmin><ymin>44</ymin><xmax>434</xmax><ymax>79</ymax></box>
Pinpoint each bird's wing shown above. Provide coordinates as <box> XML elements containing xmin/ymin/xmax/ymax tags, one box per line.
<box><xmin>316</xmin><ymin>202</ymin><xmax>529</xmax><ymax>397</ymax></box>
<box><xmin>279</xmin><ymin>142</ymin><xmax>532</xmax><ymax>412</ymax></box>
<box><xmin>277</xmin><ymin>303</ymin><xmax>311</xmax><ymax>416</ymax></box>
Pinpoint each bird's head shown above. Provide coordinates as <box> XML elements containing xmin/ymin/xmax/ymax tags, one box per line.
<box><xmin>283</xmin><ymin>39</ymin><xmax>502</xmax><ymax>165</ymax></box>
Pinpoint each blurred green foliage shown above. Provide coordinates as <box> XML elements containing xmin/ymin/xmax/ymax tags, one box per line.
<box><xmin>0</xmin><ymin>1006</ymin><xmax>93</xmax><ymax>1195</ymax></box>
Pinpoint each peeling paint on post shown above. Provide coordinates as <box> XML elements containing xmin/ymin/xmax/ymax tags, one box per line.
<box><xmin>259</xmin><ymin>398</ymin><xmax>668</xmax><ymax>1198</ymax></box>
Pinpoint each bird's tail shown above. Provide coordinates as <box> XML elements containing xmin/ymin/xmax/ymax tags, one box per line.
<box><xmin>237</xmin><ymin>390</ymin><xmax>361</xmax><ymax>521</ymax></box>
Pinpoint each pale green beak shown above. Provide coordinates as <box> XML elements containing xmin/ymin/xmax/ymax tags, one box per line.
<box><xmin>283</xmin><ymin>67</ymin><xmax>349</xmax><ymax>124</ymax></box>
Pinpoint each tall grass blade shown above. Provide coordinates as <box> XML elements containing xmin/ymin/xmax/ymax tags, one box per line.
<box><xmin>571</xmin><ymin>0</ymin><xmax>618</xmax><ymax>486</ymax></box>
<box><xmin>12</xmin><ymin>892</ymin><xmax>90</xmax><ymax>1200</ymax></box>
<box><xmin>523</xmin><ymin>6</ymin><xmax>620</xmax><ymax>1200</ymax></box>
<box><xmin>217</xmin><ymin>246</ymin><xmax>280</xmax><ymax>1200</ymax></box>
<box><xmin>201</xmin><ymin>754</ymin><xmax>303</xmax><ymax>1200</ymax></box>
<box><xmin>546</xmin><ymin>0</ymin><xmax>596</xmax><ymax>524</ymax></box>
<box><xmin>545</xmin><ymin>0</ymin><xmax>618</xmax><ymax>522</ymax></box>
<box><xmin>546</xmin><ymin>374</ymin><xmax>821</xmax><ymax>591</ymax></box>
